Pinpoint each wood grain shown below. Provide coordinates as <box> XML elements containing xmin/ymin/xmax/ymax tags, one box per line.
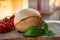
<box><xmin>5</xmin><ymin>37</ymin><xmax>60</xmax><ymax>40</ymax></box>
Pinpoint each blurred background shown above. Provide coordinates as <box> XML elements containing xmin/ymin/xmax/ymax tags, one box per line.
<box><xmin>0</xmin><ymin>0</ymin><xmax>60</xmax><ymax>20</ymax></box>
<box><xmin>29</xmin><ymin>0</ymin><xmax>60</xmax><ymax>20</ymax></box>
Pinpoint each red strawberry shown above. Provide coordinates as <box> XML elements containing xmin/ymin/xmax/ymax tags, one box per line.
<box><xmin>9</xmin><ymin>15</ymin><xmax>15</xmax><ymax>22</ymax></box>
<box><xmin>2</xmin><ymin>17</ymin><xmax>9</xmax><ymax>23</ymax></box>
<box><xmin>5</xmin><ymin>22</ymin><xmax>14</xmax><ymax>32</ymax></box>
<box><xmin>9</xmin><ymin>15</ymin><xmax>15</xmax><ymax>27</ymax></box>
<box><xmin>0</xmin><ymin>23</ymin><xmax>6</xmax><ymax>33</ymax></box>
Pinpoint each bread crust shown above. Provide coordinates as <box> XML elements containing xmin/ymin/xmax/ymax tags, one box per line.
<box><xmin>15</xmin><ymin>16</ymin><xmax>42</xmax><ymax>32</ymax></box>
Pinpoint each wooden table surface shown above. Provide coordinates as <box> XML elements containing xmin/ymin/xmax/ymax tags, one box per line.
<box><xmin>0</xmin><ymin>14</ymin><xmax>60</xmax><ymax>40</ymax></box>
<box><xmin>4</xmin><ymin>37</ymin><xmax>60</xmax><ymax>40</ymax></box>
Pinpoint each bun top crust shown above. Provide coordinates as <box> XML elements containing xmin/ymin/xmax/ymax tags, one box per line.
<box><xmin>14</xmin><ymin>8</ymin><xmax>41</xmax><ymax>25</ymax></box>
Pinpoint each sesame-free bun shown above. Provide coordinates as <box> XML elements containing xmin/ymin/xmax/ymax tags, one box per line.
<box><xmin>14</xmin><ymin>8</ymin><xmax>42</xmax><ymax>32</ymax></box>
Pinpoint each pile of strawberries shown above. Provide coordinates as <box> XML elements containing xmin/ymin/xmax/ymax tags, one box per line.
<box><xmin>0</xmin><ymin>15</ymin><xmax>15</xmax><ymax>33</ymax></box>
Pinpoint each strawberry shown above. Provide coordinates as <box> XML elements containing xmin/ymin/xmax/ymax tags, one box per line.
<box><xmin>5</xmin><ymin>22</ymin><xmax>14</xmax><ymax>32</ymax></box>
<box><xmin>0</xmin><ymin>15</ymin><xmax>15</xmax><ymax>33</ymax></box>
<box><xmin>0</xmin><ymin>23</ymin><xmax>6</xmax><ymax>33</ymax></box>
<box><xmin>9</xmin><ymin>15</ymin><xmax>15</xmax><ymax>23</ymax></box>
<box><xmin>2</xmin><ymin>17</ymin><xmax>9</xmax><ymax>23</ymax></box>
<box><xmin>9</xmin><ymin>15</ymin><xmax>15</xmax><ymax>27</ymax></box>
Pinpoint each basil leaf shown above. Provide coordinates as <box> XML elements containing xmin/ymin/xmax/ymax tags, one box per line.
<box><xmin>42</xmin><ymin>20</ymin><xmax>48</xmax><ymax>31</ymax></box>
<box><xmin>45</xmin><ymin>30</ymin><xmax>55</xmax><ymax>37</ymax></box>
<box><xmin>23</xmin><ymin>20</ymin><xmax>55</xmax><ymax>37</ymax></box>
<box><xmin>23</xmin><ymin>27</ymin><xmax>45</xmax><ymax>37</ymax></box>
<box><xmin>42</xmin><ymin>20</ymin><xmax>55</xmax><ymax>37</ymax></box>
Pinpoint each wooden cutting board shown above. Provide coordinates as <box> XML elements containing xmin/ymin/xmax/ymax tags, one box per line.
<box><xmin>0</xmin><ymin>23</ymin><xmax>60</xmax><ymax>40</ymax></box>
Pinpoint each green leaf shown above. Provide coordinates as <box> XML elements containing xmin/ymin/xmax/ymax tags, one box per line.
<box><xmin>42</xmin><ymin>20</ymin><xmax>55</xmax><ymax>37</ymax></box>
<box><xmin>23</xmin><ymin>27</ymin><xmax>45</xmax><ymax>37</ymax></box>
<box><xmin>42</xmin><ymin>20</ymin><xmax>48</xmax><ymax>31</ymax></box>
<box><xmin>45</xmin><ymin>30</ymin><xmax>55</xmax><ymax>37</ymax></box>
<box><xmin>23</xmin><ymin>20</ymin><xmax>55</xmax><ymax>37</ymax></box>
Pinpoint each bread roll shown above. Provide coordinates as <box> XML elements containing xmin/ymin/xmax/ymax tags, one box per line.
<box><xmin>14</xmin><ymin>8</ymin><xmax>42</xmax><ymax>32</ymax></box>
